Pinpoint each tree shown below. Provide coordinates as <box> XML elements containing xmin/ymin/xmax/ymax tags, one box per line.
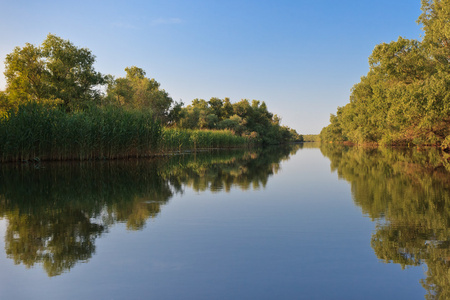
<box><xmin>4</xmin><ymin>34</ymin><xmax>105</xmax><ymax>111</ymax></box>
<box><xmin>106</xmin><ymin>66</ymin><xmax>176</xmax><ymax>124</ymax></box>
<box><xmin>222</xmin><ymin>97</ymin><xmax>234</xmax><ymax>119</ymax></box>
<box><xmin>208</xmin><ymin>97</ymin><xmax>223</xmax><ymax>120</ymax></box>
<box><xmin>320</xmin><ymin>1</ymin><xmax>450</xmax><ymax>146</ymax></box>
<box><xmin>418</xmin><ymin>0</ymin><xmax>450</xmax><ymax>68</ymax></box>
<box><xmin>175</xmin><ymin>97</ymin><xmax>299</xmax><ymax>144</ymax></box>
<box><xmin>41</xmin><ymin>34</ymin><xmax>105</xmax><ymax>110</ymax></box>
<box><xmin>369</xmin><ymin>37</ymin><xmax>433</xmax><ymax>83</ymax></box>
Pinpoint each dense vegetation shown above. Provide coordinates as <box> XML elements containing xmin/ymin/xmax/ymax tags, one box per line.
<box><xmin>302</xmin><ymin>134</ymin><xmax>320</xmax><ymax>142</ymax></box>
<box><xmin>321</xmin><ymin>144</ymin><xmax>450</xmax><ymax>299</ymax></box>
<box><xmin>320</xmin><ymin>0</ymin><xmax>450</xmax><ymax>149</ymax></box>
<box><xmin>176</xmin><ymin>97</ymin><xmax>303</xmax><ymax>144</ymax></box>
<box><xmin>0</xmin><ymin>35</ymin><xmax>302</xmax><ymax>161</ymax></box>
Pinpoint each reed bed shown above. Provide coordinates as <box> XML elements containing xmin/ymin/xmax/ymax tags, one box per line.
<box><xmin>161</xmin><ymin>128</ymin><xmax>249</xmax><ymax>152</ymax></box>
<box><xmin>0</xmin><ymin>103</ymin><xmax>161</xmax><ymax>162</ymax></box>
<box><xmin>0</xmin><ymin>103</ymin><xmax>251</xmax><ymax>162</ymax></box>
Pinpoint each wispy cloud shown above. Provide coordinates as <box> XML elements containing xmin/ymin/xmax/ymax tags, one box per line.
<box><xmin>152</xmin><ymin>18</ymin><xmax>183</xmax><ymax>25</ymax></box>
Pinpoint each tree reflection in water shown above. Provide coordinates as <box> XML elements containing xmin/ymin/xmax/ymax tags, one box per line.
<box><xmin>0</xmin><ymin>145</ymin><xmax>300</xmax><ymax>276</ymax></box>
<box><xmin>321</xmin><ymin>144</ymin><xmax>450</xmax><ymax>300</ymax></box>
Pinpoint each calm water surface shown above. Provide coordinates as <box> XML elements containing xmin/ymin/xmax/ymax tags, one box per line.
<box><xmin>1</xmin><ymin>144</ymin><xmax>449</xmax><ymax>299</ymax></box>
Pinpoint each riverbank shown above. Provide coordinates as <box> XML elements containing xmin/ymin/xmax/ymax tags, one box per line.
<box><xmin>0</xmin><ymin>103</ymin><xmax>254</xmax><ymax>163</ymax></box>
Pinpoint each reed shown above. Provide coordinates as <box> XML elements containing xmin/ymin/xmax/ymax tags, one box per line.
<box><xmin>160</xmin><ymin>128</ymin><xmax>250</xmax><ymax>152</ymax></box>
<box><xmin>0</xmin><ymin>103</ymin><xmax>161</xmax><ymax>162</ymax></box>
<box><xmin>0</xmin><ymin>103</ymin><xmax>251</xmax><ymax>162</ymax></box>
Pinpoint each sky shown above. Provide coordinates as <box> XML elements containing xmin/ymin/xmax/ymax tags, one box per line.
<box><xmin>0</xmin><ymin>0</ymin><xmax>423</xmax><ymax>133</ymax></box>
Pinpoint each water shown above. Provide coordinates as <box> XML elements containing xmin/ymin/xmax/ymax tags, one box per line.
<box><xmin>1</xmin><ymin>144</ymin><xmax>448</xmax><ymax>299</ymax></box>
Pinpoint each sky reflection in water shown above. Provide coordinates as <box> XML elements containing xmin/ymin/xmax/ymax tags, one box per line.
<box><xmin>1</xmin><ymin>144</ymin><xmax>445</xmax><ymax>299</ymax></box>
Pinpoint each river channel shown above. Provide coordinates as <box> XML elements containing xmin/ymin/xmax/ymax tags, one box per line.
<box><xmin>1</xmin><ymin>143</ymin><xmax>449</xmax><ymax>299</ymax></box>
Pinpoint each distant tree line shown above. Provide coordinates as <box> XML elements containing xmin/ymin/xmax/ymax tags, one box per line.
<box><xmin>302</xmin><ymin>134</ymin><xmax>320</xmax><ymax>142</ymax></box>
<box><xmin>320</xmin><ymin>0</ymin><xmax>450</xmax><ymax>150</ymax></box>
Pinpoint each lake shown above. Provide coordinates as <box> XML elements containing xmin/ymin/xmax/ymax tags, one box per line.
<box><xmin>1</xmin><ymin>143</ymin><xmax>449</xmax><ymax>299</ymax></box>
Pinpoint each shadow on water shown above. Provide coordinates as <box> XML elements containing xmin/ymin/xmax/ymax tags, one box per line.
<box><xmin>0</xmin><ymin>144</ymin><xmax>301</xmax><ymax>277</ymax></box>
<box><xmin>320</xmin><ymin>143</ymin><xmax>450</xmax><ymax>300</ymax></box>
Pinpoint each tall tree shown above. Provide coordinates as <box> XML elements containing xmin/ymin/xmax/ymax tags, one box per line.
<box><xmin>321</xmin><ymin>1</ymin><xmax>450</xmax><ymax>146</ymax></box>
<box><xmin>4</xmin><ymin>43</ymin><xmax>49</xmax><ymax>105</ymax></box>
<box><xmin>41</xmin><ymin>34</ymin><xmax>105</xmax><ymax>110</ymax></box>
<box><xmin>4</xmin><ymin>34</ymin><xmax>105</xmax><ymax>111</ymax></box>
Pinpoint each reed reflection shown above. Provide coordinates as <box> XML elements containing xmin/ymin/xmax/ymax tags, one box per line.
<box><xmin>0</xmin><ymin>145</ymin><xmax>300</xmax><ymax>276</ymax></box>
<box><xmin>321</xmin><ymin>144</ymin><xmax>450</xmax><ymax>299</ymax></box>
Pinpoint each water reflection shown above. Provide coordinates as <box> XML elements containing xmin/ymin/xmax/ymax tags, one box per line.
<box><xmin>0</xmin><ymin>145</ymin><xmax>301</xmax><ymax>277</ymax></box>
<box><xmin>320</xmin><ymin>143</ymin><xmax>450</xmax><ymax>299</ymax></box>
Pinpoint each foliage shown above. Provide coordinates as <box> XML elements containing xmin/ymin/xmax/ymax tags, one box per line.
<box><xmin>0</xmin><ymin>102</ymin><xmax>257</xmax><ymax>162</ymax></box>
<box><xmin>0</xmin><ymin>34</ymin><xmax>300</xmax><ymax>160</ymax></box>
<box><xmin>3</xmin><ymin>34</ymin><xmax>105</xmax><ymax>112</ymax></box>
<box><xmin>105</xmin><ymin>66</ymin><xmax>181</xmax><ymax>124</ymax></box>
<box><xmin>176</xmin><ymin>97</ymin><xmax>300</xmax><ymax>145</ymax></box>
<box><xmin>161</xmin><ymin>128</ymin><xmax>251</xmax><ymax>151</ymax></box>
<box><xmin>302</xmin><ymin>134</ymin><xmax>319</xmax><ymax>142</ymax></box>
<box><xmin>0</xmin><ymin>102</ymin><xmax>161</xmax><ymax>162</ymax></box>
<box><xmin>418</xmin><ymin>0</ymin><xmax>450</xmax><ymax>70</ymax></box>
<box><xmin>321</xmin><ymin>1</ymin><xmax>450</xmax><ymax>149</ymax></box>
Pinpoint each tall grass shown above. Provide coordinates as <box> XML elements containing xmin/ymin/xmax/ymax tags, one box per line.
<box><xmin>0</xmin><ymin>103</ymin><xmax>252</xmax><ymax>162</ymax></box>
<box><xmin>161</xmin><ymin>128</ymin><xmax>250</xmax><ymax>152</ymax></box>
<box><xmin>0</xmin><ymin>103</ymin><xmax>161</xmax><ymax>162</ymax></box>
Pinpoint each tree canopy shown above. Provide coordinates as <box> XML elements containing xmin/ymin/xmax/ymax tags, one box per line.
<box><xmin>4</xmin><ymin>34</ymin><xmax>105</xmax><ymax>112</ymax></box>
<box><xmin>105</xmin><ymin>66</ymin><xmax>181</xmax><ymax>124</ymax></box>
<box><xmin>320</xmin><ymin>0</ymin><xmax>450</xmax><ymax>149</ymax></box>
<box><xmin>175</xmin><ymin>97</ymin><xmax>302</xmax><ymax>144</ymax></box>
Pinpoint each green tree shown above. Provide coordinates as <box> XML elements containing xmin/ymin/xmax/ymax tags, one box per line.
<box><xmin>320</xmin><ymin>107</ymin><xmax>347</xmax><ymax>143</ymax></box>
<box><xmin>41</xmin><ymin>34</ymin><xmax>105</xmax><ymax>110</ymax></box>
<box><xmin>106</xmin><ymin>66</ymin><xmax>176</xmax><ymax>124</ymax></box>
<box><xmin>418</xmin><ymin>0</ymin><xmax>450</xmax><ymax>68</ymax></box>
<box><xmin>4</xmin><ymin>34</ymin><xmax>105</xmax><ymax>112</ymax></box>
<box><xmin>369</xmin><ymin>37</ymin><xmax>433</xmax><ymax>83</ymax></box>
<box><xmin>176</xmin><ymin>97</ymin><xmax>299</xmax><ymax>144</ymax></box>
<box><xmin>222</xmin><ymin>97</ymin><xmax>234</xmax><ymax>119</ymax></box>
<box><xmin>217</xmin><ymin>114</ymin><xmax>245</xmax><ymax>135</ymax></box>
<box><xmin>208</xmin><ymin>97</ymin><xmax>224</xmax><ymax>120</ymax></box>
<box><xmin>321</xmin><ymin>1</ymin><xmax>450</xmax><ymax>147</ymax></box>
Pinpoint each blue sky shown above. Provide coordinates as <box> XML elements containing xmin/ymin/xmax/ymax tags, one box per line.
<box><xmin>0</xmin><ymin>0</ymin><xmax>423</xmax><ymax>133</ymax></box>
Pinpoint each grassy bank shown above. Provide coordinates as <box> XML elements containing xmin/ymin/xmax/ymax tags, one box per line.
<box><xmin>0</xmin><ymin>103</ymin><xmax>252</xmax><ymax>162</ymax></box>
